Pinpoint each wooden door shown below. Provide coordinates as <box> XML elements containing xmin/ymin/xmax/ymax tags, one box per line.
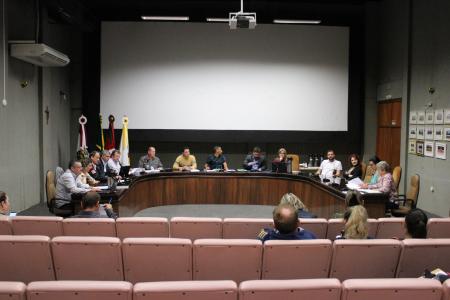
<box><xmin>376</xmin><ymin>99</ymin><xmax>401</xmax><ymax>167</ymax></box>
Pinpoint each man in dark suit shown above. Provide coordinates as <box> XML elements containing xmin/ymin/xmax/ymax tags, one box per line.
<box><xmin>71</xmin><ymin>191</ymin><xmax>117</xmax><ymax>219</ymax></box>
<box><xmin>92</xmin><ymin>150</ymin><xmax>110</xmax><ymax>182</ymax></box>
<box><xmin>243</xmin><ymin>146</ymin><xmax>267</xmax><ymax>171</ymax></box>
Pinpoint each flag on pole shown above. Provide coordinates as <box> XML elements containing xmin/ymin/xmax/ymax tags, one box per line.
<box><xmin>77</xmin><ymin>115</ymin><xmax>88</xmax><ymax>151</ymax></box>
<box><xmin>105</xmin><ymin>114</ymin><xmax>116</xmax><ymax>151</ymax></box>
<box><xmin>119</xmin><ymin>116</ymin><xmax>130</xmax><ymax>166</ymax></box>
<box><xmin>96</xmin><ymin>114</ymin><xmax>105</xmax><ymax>151</ymax></box>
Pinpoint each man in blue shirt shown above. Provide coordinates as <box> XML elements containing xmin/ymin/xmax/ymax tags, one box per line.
<box><xmin>257</xmin><ymin>203</ymin><xmax>316</xmax><ymax>242</ymax></box>
<box><xmin>205</xmin><ymin>146</ymin><xmax>228</xmax><ymax>171</ymax></box>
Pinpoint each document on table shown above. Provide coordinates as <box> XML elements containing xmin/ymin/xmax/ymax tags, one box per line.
<box><xmin>97</xmin><ymin>186</ymin><xmax>109</xmax><ymax>190</ymax></box>
<box><xmin>358</xmin><ymin>189</ymin><xmax>381</xmax><ymax>194</ymax></box>
<box><xmin>346</xmin><ymin>177</ymin><xmax>364</xmax><ymax>190</ymax></box>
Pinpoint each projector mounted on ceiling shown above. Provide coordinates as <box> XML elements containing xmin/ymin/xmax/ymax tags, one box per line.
<box><xmin>229</xmin><ymin>0</ymin><xmax>256</xmax><ymax>29</ymax></box>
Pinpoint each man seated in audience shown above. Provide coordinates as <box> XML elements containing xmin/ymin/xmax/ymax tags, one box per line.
<box><xmin>173</xmin><ymin>147</ymin><xmax>197</xmax><ymax>171</ymax></box>
<box><xmin>243</xmin><ymin>147</ymin><xmax>267</xmax><ymax>171</ymax></box>
<box><xmin>55</xmin><ymin>160</ymin><xmax>100</xmax><ymax>209</ymax></box>
<box><xmin>336</xmin><ymin>205</ymin><xmax>370</xmax><ymax>239</ymax></box>
<box><xmin>0</xmin><ymin>191</ymin><xmax>11</xmax><ymax>216</ymax></box>
<box><xmin>316</xmin><ymin>149</ymin><xmax>342</xmax><ymax>178</ymax></box>
<box><xmin>139</xmin><ymin>146</ymin><xmax>163</xmax><ymax>170</ymax></box>
<box><xmin>107</xmin><ymin>150</ymin><xmax>122</xmax><ymax>176</ymax></box>
<box><xmin>405</xmin><ymin>208</ymin><xmax>428</xmax><ymax>239</ymax></box>
<box><xmin>71</xmin><ymin>191</ymin><xmax>117</xmax><ymax>219</ymax></box>
<box><xmin>257</xmin><ymin>203</ymin><xmax>316</xmax><ymax>242</ymax></box>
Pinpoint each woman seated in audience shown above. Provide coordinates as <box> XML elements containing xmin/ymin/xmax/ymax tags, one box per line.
<box><xmin>405</xmin><ymin>208</ymin><xmax>428</xmax><ymax>239</ymax></box>
<box><xmin>279</xmin><ymin>193</ymin><xmax>316</xmax><ymax>218</ymax></box>
<box><xmin>337</xmin><ymin>205</ymin><xmax>369</xmax><ymax>239</ymax></box>
<box><xmin>77</xmin><ymin>162</ymin><xmax>99</xmax><ymax>187</ymax></box>
<box><xmin>360</xmin><ymin>161</ymin><xmax>398</xmax><ymax>210</ymax></box>
<box><xmin>344</xmin><ymin>154</ymin><xmax>362</xmax><ymax>180</ymax></box>
<box><xmin>365</xmin><ymin>155</ymin><xmax>381</xmax><ymax>184</ymax></box>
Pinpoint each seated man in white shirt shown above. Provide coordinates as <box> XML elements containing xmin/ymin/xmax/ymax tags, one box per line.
<box><xmin>107</xmin><ymin>150</ymin><xmax>122</xmax><ymax>176</ymax></box>
<box><xmin>55</xmin><ymin>160</ymin><xmax>100</xmax><ymax>209</ymax></box>
<box><xmin>316</xmin><ymin>150</ymin><xmax>342</xmax><ymax>180</ymax></box>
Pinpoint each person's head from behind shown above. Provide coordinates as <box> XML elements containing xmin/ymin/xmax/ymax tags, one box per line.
<box><xmin>213</xmin><ymin>146</ymin><xmax>222</xmax><ymax>156</ymax></box>
<box><xmin>349</xmin><ymin>154</ymin><xmax>360</xmax><ymax>167</ymax></box>
<box><xmin>273</xmin><ymin>204</ymin><xmax>299</xmax><ymax>234</ymax></box>
<box><xmin>81</xmin><ymin>192</ymin><xmax>101</xmax><ymax>211</ymax></box>
<box><xmin>343</xmin><ymin>205</ymin><xmax>369</xmax><ymax>239</ymax></box>
<box><xmin>252</xmin><ymin>147</ymin><xmax>261</xmax><ymax>159</ymax></box>
<box><xmin>101</xmin><ymin>150</ymin><xmax>110</xmax><ymax>162</ymax></box>
<box><xmin>279</xmin><ymin>193</ymin><xmax>307</xmax><ymax>211</ymax></box>
<box><xmin>405</xmin><ymin>208</ymin><xmax>428</xmax><ymax>238</ymax></box>
<box><xmin>111</xmin><ymin>150</ymin><xmax>121</xmax><ymax>161</ymax></box>
<box><xmin>368</xmin><ymin>156</ymin><xmax>381</xmax><ymax>172</ymax></box>
<box><xmin>69</xmin><ymin>160</ymin><xmax>83</xmax><ymax>175</ymax></box>
<box><xmin>327</xmin><ymin>150</ymin><xmax>335</xmax><ymax>161</ymax></box>
<box><xmin>90</xmin><ymin>151</ymin><xmax>100</xmax><ymax>164</ymax></box>
<box><xmin>182</xmin><ymin>147</ymin><xmax>190</xmax><ymax>157</ymax></box>
<box><xmin>147</xmin><ymin>146</ymin><xmax>156</xmax><ymax>158</ymax></box>
<box><xmin>376</xmin><ymin>161</ymin><xmax>391</xmax><ymax>176</ymax></box>
<box><xmin>0</xmin><ymin>191</ymin><xmax>10</xmax><ymax>215</ymax></box>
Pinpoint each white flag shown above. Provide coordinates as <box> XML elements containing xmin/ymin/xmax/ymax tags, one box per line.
<box><xmin>119</xmin><ymin>116</ymin><xmax>130</xmax><ymax>166</ymax></box>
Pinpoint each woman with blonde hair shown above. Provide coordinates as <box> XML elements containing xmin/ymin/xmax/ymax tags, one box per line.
<box><xmin>340</xmin><ymin>205</ymin><xmax>369</xmax><ymax>239</ymax></box>
<box><xmin>279</xmin><ymin>193</ymin><xmax>316</xmax><ymax>218</ymax></box>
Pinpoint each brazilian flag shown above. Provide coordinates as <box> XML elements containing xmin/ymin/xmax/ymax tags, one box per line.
<box><xmin>96</xmin><ymin>114</ymin><xmax>105</xmax><ymax>151</ymax></box>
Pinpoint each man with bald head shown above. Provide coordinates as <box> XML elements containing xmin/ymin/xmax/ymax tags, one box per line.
<box><xmin>139</xmin><ymin>146</ymin><xmax>163</xmax><ymax>170</ymax></box>
<box><xmin>257</xmin><ymin>203</ymin><xmax>316</xmax><ymax>242</ymax></box>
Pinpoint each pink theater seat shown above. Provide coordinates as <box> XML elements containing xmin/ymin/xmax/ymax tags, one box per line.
<box><xmin>427</xmin><ymin>218</ymin><xmax>450</xmax><ymax>238</ymax></box>
<box><xmin>262</xmin><ymin>239</ymin><xmax>332</xmax><ymax>279</ymax></box>
<box><xmin>27</xmin><ymin>281</ymin><xmax>132</xmax><ymax>300</ymax></box>
<box><xmin>133</xmin><ymin>280</ymin><xmax>237</xmax><ymax>300</ymax></box>
<box><xmin>193</xmin><ymin>239</ymin><xmax>262</xmax><ymax>283</ymax></box>
<box><xmin>376</xmin><ymin>218</ymin><xmax>405</xmax><ymax>239</ymax></box>
<box><xmin>396</xmin><ymin>239</ymin><xmax>450</xmax><ymax>278</ymax></box>
<box><xmin>51</xmin><ymin>236</ymin><xmax>123</xmax><ymax>280</ymax></box>
<box><xmin>63</xmin><ymin>218</ymin><xmax>116</xmax><ymax>237</ymax></box>
<box><xmin>443</xmin><ymin>279</ymin><xmax>450</xmax><ymax>300</ymax></box>
<box><xmin>116</xmin><ymin>217</ymin><xmax>169</xmax><ymax>239</ymax></box>
<box><xmin>342</xmin><ymin>278</ymin><xmax>442</xmax><ymax>300</ymax></box>
<box><xmin>0</xmin><ymin>235</ymin><xmax>55</xmax><ymax>283</ymax></box>
<box><xmin>0</xmin><ymin>282</ymin><xmax>26</xmax><ymax>300</ymax></box>
<box><xmin>222</xmin><ymin>218</ymin><xmax>273</xmax><ymax>239</ymax></box>
<box><xmin>239</xmin><ymin>279</ymin><xmax>341</xmax><ymax>300</ymax></box>
<box><xmin>0</xmin><ymin>217</ymin><xmax>12</xmax><ymax>235</ymax></box>
<box><xmin>326</xmin><ymin>219</ymin><xmax>378</xmax><ymax>240</ymax></box>
<box><xmin>122</xmin><ymin>237</ymin><xmax>192</xmax><ymax>283</ymax></box>
<box><xmin>299</xmin><ymin>218</ymin><xmax>328</xmax><ymax>238</ymax></box>
<box><xmin>330</xmin><ymin>239</ymin><xmax>402</xmax><ymax>281</ymax></box>
<box><xmin>11</xmin><ymin>216</ymin><xmax>63</xmax><ymax>237</ymax></box>
<box><xmin>170</xmin><ymin>217</ymin><xmax>222</xmax><ymax>240</ymax></box>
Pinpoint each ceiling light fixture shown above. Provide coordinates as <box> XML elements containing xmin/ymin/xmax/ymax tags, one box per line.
<box><xmin>141</xmin><ymin>16</ymin><xmax>189</xmax><ymax>21</ymax></box>
<box><xmin>206</xmin><ymin>18</ymin><xmax>229</xmax><ymax>22</ymax></box>
<box><xmin>273</xmin><ymin>19</ymin><xmax>322</xmax><ymax>24</ymax></box>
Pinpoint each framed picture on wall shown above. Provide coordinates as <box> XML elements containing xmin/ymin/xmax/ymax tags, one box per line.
<box><xmin>445</xmin><ymin>127</ymin><xmax>450</xmax><ymax>141</ymax></box>
<box><xmin>408</xmin><ymin>126</ymin><xmax>417</xmax><ymax>139</ymax></box>
<box><xmin>424</xmin><ymin>141</ymin><xmax>434</xmax><ymax>157</ymax></box>
<box><xmin>409</xmin><ymin>111</ymin><xmax>417</xmax><ymax>124</ymax></box>
<box><xmin>408</xmin><ymin>139</ymin><xmax>416</xmax><ymax>154</ymax></box>
<box><xmin>426</xmin><ymin>111</ymin><xmax>434</xmax><ymax>124</ymax></box>
<box><xmin>425</xmin><ymin>126</ymin><xmax>434</xmax><ymax>140</ymax></box>
<box><xmin>445</xmin><ymin>109</ymin><xmax>450</xmax><ymax>124</ymax></box>
<box><xmin>417</xmin><ymin>111</ymin><xmax>426</xmax><ymax>124</ymax></box>
<box><xmin>434</xmin><ymin>109</ymin><xmax>444</xmax><ymax>124</ymax></box>
<box><xmin>435</xmin><ymin>142</ymin><xmax>447</xmax><ymax>160</ymax></box>
<box><xmin>434</xmin><ymin>126</ymin><xmax>444</xmax><ymax>140</ymax></box>
<box><xmin>416</xmin><ymin>141</ymin><xmax>424</xmax><ymax>156</ymax></box>
<box><xmin>416</xmin><ymin>126</ymin><xmax>425</xmax><ymax>140</ymax></box>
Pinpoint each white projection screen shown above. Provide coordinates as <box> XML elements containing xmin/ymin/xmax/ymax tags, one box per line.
<box><xmin>101</xmin><ymin>22</ymin><xmax>349</xmax><ymax>131</ymax></box>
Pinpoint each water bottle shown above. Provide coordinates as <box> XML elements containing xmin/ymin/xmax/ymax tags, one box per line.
<box><xmin>308</xmin><ymin>155</ymin><xmax>313</xmax><ymax>168</ymax></box>
<box><xmin>314</xmin><ymin>155</ymin><xmax>319</xmax><ymax>167</ymax></box>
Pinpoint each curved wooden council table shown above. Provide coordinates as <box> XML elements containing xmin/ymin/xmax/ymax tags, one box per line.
<box><xmin>117</xmin><ymin>172</ymin><xmax>387</xmax><ymax>219</ymax></box>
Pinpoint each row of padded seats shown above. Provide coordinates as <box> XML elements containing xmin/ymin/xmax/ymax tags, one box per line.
<box><xmin>1</xmin><ymin>235</ymin><xmax>450</xmax><ymax>284</ymax></box>
<box><xmin>1</xmin><ymin>216</ymin><xmax>450</xmax><ymax>239</ymax></box>
<box><xmin>0</xmin><ymin>278</ymin><xmax>449</xmax><ymax>300</ymax></box>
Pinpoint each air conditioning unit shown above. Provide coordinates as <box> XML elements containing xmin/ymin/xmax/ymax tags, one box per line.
<box><xmin>10</xmin><ymin>43</ymin><xmax>70</xmax><ymax>67</ymax></box>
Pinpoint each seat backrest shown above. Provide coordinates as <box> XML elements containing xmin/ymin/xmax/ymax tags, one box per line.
<box><xmin>122</xmin><ymin>237</ymin><xmax>192</xmax><ymax>283</ymax></box>
<box><xmin>46</xmin><ymin>170</ymin><xmax>56</xmax><ymax>207</ymax></box>
<box><xmin>406</xmin><ymin>174</ymin><xmax>420</xmax><ymax>207</ymax></box>
<box><xmin>330</xmin><ymin>239</ymin><xmax>402</xmax><ymax>281</ymax></box>
<box><xmin>134</xmin><ymin>281</ymin><xmax>237</xmax><ymax>300</ymax></box>
<box><xmin>11</xmin><ymin>216</ymin><xmax>63</xmax><ymax>238</ymax></box>
<box><xmin>376</xmin><ymin>218</ymin><xmax>405</xmax><ymax>239</ymax></box>
<box><xmin>368</xmin><ymin>219</ymin><xmax>379</xmax><ymax>237</ymax></box>
<box><xmin>443</xmin><ymin>279</ymin><xmax>450</xmax><ymax>300</ymax></box>
<box><xmin>360</xmin><ymin>162</ymin><xmax>367</xmax><ymax>180</ymax></box>
<box><xmin>0</xmin><ymin>282</ymin><xmax>26</xmax><ymax>300</ymax></box>
<box><xmin>170</xmin><ymin>217</ymin><xmax>222</xmax><ymax>240</ymax></box>
<box><xmin>27</xmin><ymin>281</ymin><xmax>133</xmax><ymax>300</ymax></box>
<box><xmin>392</xmin><ymin>166</ymin><xmax>402</xmax><ymax>191</ymax></box>
<box><xmin>115</xmin><ymin>217</ymin><xmax>169</xmax><ymax>239</ymax></box>
<box><xmin>239</xmin><ymin>279</ymin><xmax>341</xmax><ymax>300</ymax></box>
<box><xmin>427</xmin><ymin>218</ymin><xmax>450</xmax><ymax>238</ymax></box>
<box><xmin>0</xmin><ymin>235</ymin><xmax>55</xmax><ymax>283</ymax></box>
<box><xmin>51</xmin><ymin>236</ymin><xmax>123</xmax><ymax>280</ymax></box>
<box><xmin>63</xmin><ymin>218</ymin><xmax>116</xmax><ymax>237</ymax></box>
<box><xmin>396</xmin><ymin>239</ymin><xmax>450</xmax><ymax>278</ymax></box>
<box><xmin>287</xmin><ymin>154</ymin><xmax>300</xmax><ymax>172</ymax></box>
<box><xmin>342</xmin><ymin>278</ymin><xmax>442</xmax><ymax>300</ymax></box>
<box><xmin>299</xmin><ymin>218</ymin><xmax>328</xmax><ymax>238</ymax></box>
<box><xmin>193</xmin><ymin>239</ymin><xmax>262</xmax><ymax>283</ymax></box>
<box><xmin>0</xmin><ymin>217</ymin><xmax>12</xmax><ymax>235</ymax></box>
<box><xmin>262</xmin><ymin>240</ymin><xmax>332</xmax><ymax>279</ymax></box>
<box><xmin>223</xmin><ymin>218</ymin><xmax>273</xmax><ymax>239</ymax></box>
